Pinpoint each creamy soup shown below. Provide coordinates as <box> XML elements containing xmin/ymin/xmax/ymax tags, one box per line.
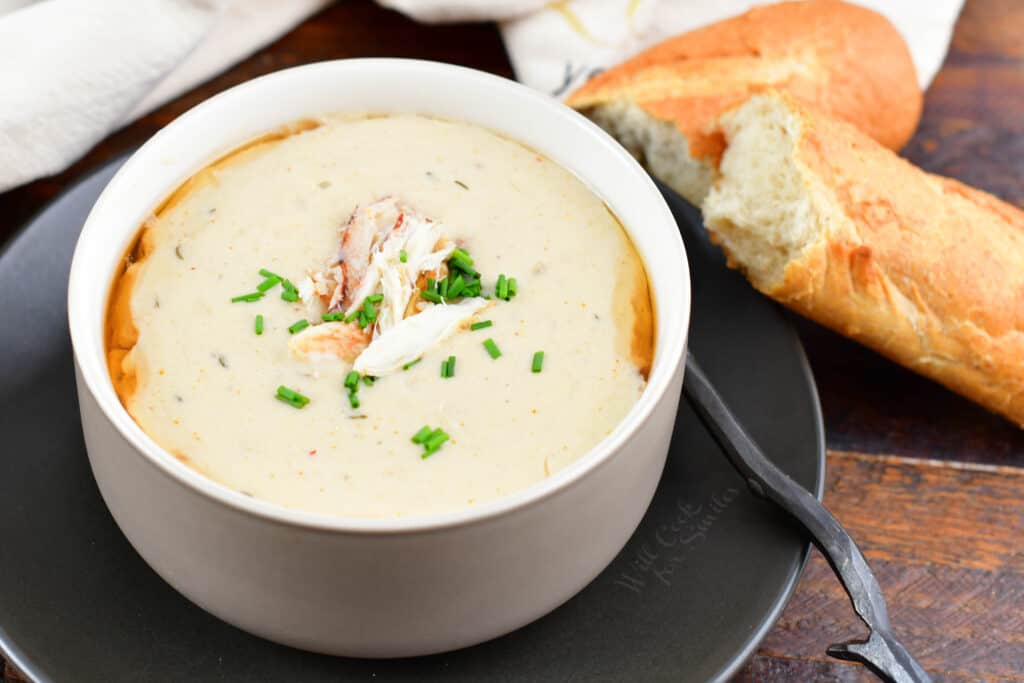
<box><xmin>107</xmin><ymin>114</ymin><xmax>654</xmax><ymax>518</ymax></box>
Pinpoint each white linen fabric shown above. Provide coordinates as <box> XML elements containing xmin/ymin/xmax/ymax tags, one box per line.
<box><xmin>0</xmin><ymin>0</ymin><xmax>962</xmax><ymax>192</ymax></box>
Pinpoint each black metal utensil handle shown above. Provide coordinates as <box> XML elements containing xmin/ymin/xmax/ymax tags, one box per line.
<box><xmin>682</xmin><ymin>352</ymin><xmax>930</xmax><ymax>683</ymax></box>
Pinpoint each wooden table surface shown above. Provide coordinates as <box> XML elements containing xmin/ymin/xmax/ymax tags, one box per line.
<box><xmin>2</xmin><ymin>1</ymin><xmax>1022</xmax><ymax>680</ymax></box>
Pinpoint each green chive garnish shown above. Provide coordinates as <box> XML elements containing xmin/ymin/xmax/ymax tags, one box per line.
<box><xmin>275</xmin><ymin>385</ymin><xmax>309</xmax><ymax>409</ymax></box>
<box><xmin>496</xmin><ymin>274</ymin><xmax>509</xmax><ymax>301</ymax></box>
<box><xmin>449</xmin><ymin>255</ymin><xmax>479</xmax><ymax>278</ymax></box>
<box><xmin>532</xmin><ymin>351</ymin><xmax>544</xmax><ymax>373</ymax></box>
<box><xmin>231</xmin><ymin>292</ymin><xmax>264</xmax><ymax>303</ymax></box>
<box><xmin>358</xmin><ymin>311</ymin><xmax>369</xmax><ymax>328</ymax></box>
<box><xmin>451</xmin><ymin>248</ymin><xmax>473</xmax><ymax>265</ymax></box>
<box><xmin>344</xmin><ymin>310</ymin><xmax>360</xmax><ymax>323</ymax></box>
<box><xmin>322</xmin><ymin>312</ymin><xmax>345</xmax><ymax>322</ymax></box>
<box><xmin>411</xmin><ymin>425</ymin><xmax>432</xmax><ymax>444</ymax></box>
<box><xmin>483</xmin><ymin>338</ymin><xmax>502</xmax><ymax>359</ymax></box>
<box><xmin>363</xmin><ymin>298</ymin><xmax>377</xmax><ymax>321</ymax></box>
<box><xmin>403</xmin><ymin>358</ymin><xmax>422</xmax><ymax>370</ymax></box>
<box><xmin>508</xmin><ymin>278</ymin><xmax>518</xmax><ymax>298</ymax></box>
<box><xmin>259</xmin><ymin>268</ymin><xmax>282</xmax><ymax>280</ymax></box>
<box><xmin>288</xmin><ymin>319</ymin><xmax>309</xmax><ymax>334</ymax></box>
<box><xmin>422</xmin><ymin>429</ymin><xmax>450</xmax><ymax>456</ymax></box>
<box><xmin>362</xmin><ymin>375</ymin><xmax>375</xmax><ymax>386</ymax></box>
<box><xmin>441</xmin><ymin>355</ymin><xmax>456</xmax><ymax>378</ymax></box>
<box><xmin>421</xmin><ymin>290</ymin><xmax>442</xmax><ymax>304</ymax></box>
<box><xmin>400</xmin><ymin>249</ymin><xmax>408</xmax><ymax>263</ymax></box>
<box><xmin>447</xmin><ymin>274</ymin><xmax>465</xmax><ymax>299</ymax></box>
<box><xmin>367</xmin><ymin>293</ymin><xmax>384</xmax><ymax>304</ymax></box>
<box><xmin>348</xmin><ymin>392</ymin><xmax>360</xmax><ymax>409</ymax></box>
<box><xmin>470</xmin><ymin>320</ymin><xmax>492</xmax><ymax>331</ymax></box>
<box><xmin>256</xmin><ymin>275</ymin><xmax>281</xmax><ymax>292</ymax></box>
<box><xmin>280</xmin><ymin>279</ymin><xmax>299</xmax><ymax>302</ymax></box>
<box><xmin>344</xmin><ymin>371</ymin><xmax>360</xmax><ymax>390</ymax></box>
<box><xmin>439</xmin><ymin>277</ymin><xmax>449</xmax><ymax>298</ymax></box>
<box><xmin>255</xmin><ymin>314</ymin><xmax>264</xmax><ymax>335</ymax></box>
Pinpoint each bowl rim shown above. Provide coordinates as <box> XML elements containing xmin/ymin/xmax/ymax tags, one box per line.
<box><xmin>68</xmin><ymin>58</ymin><xmax>691</xmax><ymax>535</ymax></box>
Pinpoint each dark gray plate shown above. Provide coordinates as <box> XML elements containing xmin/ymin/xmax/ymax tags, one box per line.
<box><xmin>0</xmin><ymin>157</ymin><xmax>824</xmax><ymax>682</ymax></box>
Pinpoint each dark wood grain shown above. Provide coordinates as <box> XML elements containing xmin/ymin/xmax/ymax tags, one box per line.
<box><xmin>2</xmin><ymin>0</ymin><xmax>1023</xmax><ymax>681</ymax></box>
<box><xmin>754</xmin><ymin>451</ymin><xmax>1024</xmax><ymax>682</ymax></box>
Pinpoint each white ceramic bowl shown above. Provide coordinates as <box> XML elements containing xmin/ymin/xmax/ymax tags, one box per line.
<box><xmin>68</xmin><ymin>59</ymin><xmax>691</xmax><ymax>657</ymax></box>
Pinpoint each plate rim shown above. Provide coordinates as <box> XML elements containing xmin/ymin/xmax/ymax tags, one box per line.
<box><xmin>0</xmin><ymin>154</ymin><xmax>826</xmax><ymax>683</ymax></box>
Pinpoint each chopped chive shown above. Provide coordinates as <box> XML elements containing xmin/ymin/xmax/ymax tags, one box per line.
<box><xmin>259</xmin><ymin>268</ymin><xmax>282</xmax><ymax>280</ymax></box>
<box><xmin>348</xmin><ymin>392</ymin><xmax>360</xmax><ymax>409</ymax></box>
<box><xmin>280</xmin><ymin>279</ymin><xmax>299</xmax><ymax>302</ymax></box>
<box><xmin>366</xmin><ymin>293</ymin><xmax>384</xmax><ymax>304</ymax></box>
<box><xmin>422</xmin><ymin>429</ymin><xmax>450</xmax><ymax>455</ymax></box>
<box><xmin>275</xmin><ymin>385</ymin><xmax>310</xmax><ymax>409</ymax></box>
<box><xmin>470</xmin><ymin>320</ymin><xmax>492</xmax><ymax>331</ymax></box>
<box><xmin>483</xmin><ymin>338</ymin><xmax>502</xmax><ymax>359</ymax></box>
<box><xmin>344</xmin><ymin>371</ymin><xmax>360</xmax><ymax>390</ymax></box>
<box><xmin>447</xmin><ymin>274</ymin><xmax>465</xmax><ymax>299</ymax></box>
<box><xmin>322</xmin><ymin>312</ymin><xmax>345</xmax><ymax>322</ymax></box>
<box><xmin>256</xmin><ymin>275</ymin><xmax>281</xmax><ymax>292</ymax></box>
<box><xmin>363</xmin><ymin>298</ymin><xmax>377</xmax><ymax>322</ymax></box>
<box><xmin>451</xmin><ymin>248</ymin><xmax>473</xmax><ymax>265</ymax></box>
<box><xmin>362</xmin><ymin>375</ymin><xmax>376</xmax><ymax>386</ymax></box>
<box><xmin>532</xmin><ymin>351</ymin><xmax>544</xmax><ymax>373</ymax></box>
<box><xmin>441</xmin><ymin>355</ymin><xmax>456</xmax><ymax>378</ymax></box>
<box><xmin>344</xmin><ymin>310</ymin><xmax>360</xmax><ymax>323</ymax></box>
<box><xmin>496</xmin><ymin>274</ymin><xmax>509</xmax><ymax>300</ymax></box>
<box><xmin>358</xmin><ymin>311</ymin><xmax>369</xmax><ymax>328</ymax></box>
<box><xmin>411</xmin><ymin>425</ymin><xmax>432</xmax><ymax>444</ymax></box>
<box><xmin>449</xmin><ymin>255</ymin><xmax>479</xmax><ymax>277</ymax></box>
<box><xmin>403</xmin><ymin>358</ymin><xmax>422</xmax><ymax>370</ymax></box>
<box><xmin>439</xmin><ymin>277</ymin><xmax>449</xmax><ymax>298</ymax></box>
<box><xmin>508</xmin><ymin>278</ymin><xmax>518</xmax><ymax>297</ymax></box>
<box><xmin>231</xmin><ymin>292</ymin><xmax>264</xmax><ymax>303</ymax></box>
<box><xmin>400</xmin><ymin>249</ymin><xmax>408</xmax><ymax>263</ymax></box>
<box><xmin>288</xmin><ymin>319</ymin><xmax>310</xmax><ymax>334</ymax></box>
<box><xmin>427</xmin><ymin>277</ymin><xmax>437</xmax><ymax>292</ymax></box>
<box><xmin>255</xmin><ymin>314</ymin><xmax>264</xmax><ymax>335</ymax></box>
<box><xmin>421</xmin><ymin>290</ymin><xmax>442</xmax><ymax>304</ymax></box>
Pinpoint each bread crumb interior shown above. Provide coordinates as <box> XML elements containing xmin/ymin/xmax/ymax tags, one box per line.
<box><xmin>703</xmin><ymin>95</ymin><xmax>825</xmax><ymax>290</ymax></box>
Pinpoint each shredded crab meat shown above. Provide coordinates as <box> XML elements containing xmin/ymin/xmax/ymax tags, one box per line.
<box><xmin>290</xmin><ymin>197</ymin><xmax>475</xmax><ymax>376</ymax></box>
<box><xmin>353</xmin><ymin>297</ymin><xmax>490</xmax><ymax>376</ymax></box>
<box><xmin>288</xmin><ymin>321</ymin><xmax>370</xmax><ymax>363</ymax></box>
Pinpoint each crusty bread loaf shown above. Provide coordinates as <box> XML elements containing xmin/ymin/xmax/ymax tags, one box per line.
<box><xmin>703</xmin><ymin>91</ymin><xmax>1024</xmax><ymax>426</ymax></box>
<box><xmin>567</xmin><ymin>0</ymin><xmax>921</xmax><ymax>205</ymax></box>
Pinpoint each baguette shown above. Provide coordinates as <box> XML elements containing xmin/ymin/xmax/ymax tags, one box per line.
<box><xmin>703</xmin><ymin>91</ymin><xmax>1024</xmax><ymax>426</ymax></box>
<box><xmin>567</xmin><ymin>0</ymin><xmax>921</xmax><ymax>205</ymax></box>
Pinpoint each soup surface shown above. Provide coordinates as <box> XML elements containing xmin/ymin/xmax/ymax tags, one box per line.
<box><xmin>107</xmin><ymin>114</ymin><xmax>653</xmax><ymax>518</ymax></box>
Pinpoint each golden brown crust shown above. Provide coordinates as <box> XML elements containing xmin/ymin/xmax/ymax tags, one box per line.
<box><xmin>716</xmin><ymin>92</ymin><xmax>1024</xmax><ymax>426</ymax></box>
<box><xmin>568</xmin><ymin>0</ymin><xmax>921</xmax><ymax>159</ymax></box>
<box><xmin>610</xmin><ymin>208</ymin><xmax>655</xmax><ymax>380</ymax></box>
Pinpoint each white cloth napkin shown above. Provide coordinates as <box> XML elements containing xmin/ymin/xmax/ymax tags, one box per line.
<box><xmin>0</xmin><ymin>0</ymin><xmax>963</xmax><ymax>194</ymax></box>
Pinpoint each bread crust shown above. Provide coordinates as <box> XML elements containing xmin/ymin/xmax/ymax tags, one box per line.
<box><xmin>568</xmin><ymin>0</ymin><xmax>921</xmax><ymax>174</ymax></box>
<box><xmin>711</xmin><ymin>92</ymin><xmax>1024</xmax><ymax>426</ymax></box>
